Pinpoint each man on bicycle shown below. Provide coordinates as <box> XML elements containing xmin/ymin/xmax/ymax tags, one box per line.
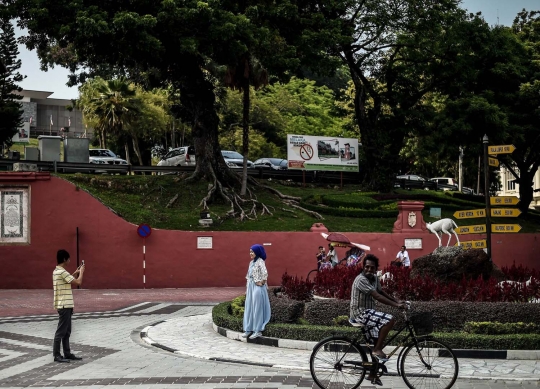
<box><xmin>350</xmin><ymin>254</ymin><xmax>406</xmax><ymax>382</ymax></box>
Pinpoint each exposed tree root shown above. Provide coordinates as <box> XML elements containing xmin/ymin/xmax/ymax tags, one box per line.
<box><xmin>283</xmin><ymin>200</ymin><xmax>324</xmax><ymax>219</ymax></box>
<box><xmin>259</xmin><ymin>184</ymin><xmax>301</xmax><ymax>201</ymax></box>
<box><xmin>166</xmin><ymin>194</ymin><xmax>179</xmax><ymax>208</ymax></box>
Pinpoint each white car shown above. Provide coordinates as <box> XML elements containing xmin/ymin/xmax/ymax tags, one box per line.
<box><xmin>157</xmin><ymin>146</ymin><xmax>196</xmax><ymax>167</ymax></box>
<box><xmin>89</xmin><ymin>149</ymin><xmax>129</xmax><ymax>165</ymax></box>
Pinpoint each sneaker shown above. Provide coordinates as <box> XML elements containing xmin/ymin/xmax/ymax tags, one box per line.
<box><xmin>249</xmin><ymin>332</ymin><xmax>262</xmax><ymax>339</ymax></box>
<box><xmin>241</xmin><ymin>332</ymin><xmax>251</xmax><ymax>338</ymax></box>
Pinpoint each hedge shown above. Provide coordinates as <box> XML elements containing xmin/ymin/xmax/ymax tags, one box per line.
<box><xmin>303</xmin><ymin>300</ymin><xmax>540</xmax><ymax>332</ymax></box>
<box><xmin>464</xmin><ymin>321</ymin><xmax>540</xmax><ymax>335</ymax></box>
<box><xmin>212</xmin><ymin>302</ymin><xmax>540</xmax><ymax>350</ymax></box>
<box><xmin>300</xmin><ymin>202</ymin><xmax>398</xmax><ymax>218</ymax></box>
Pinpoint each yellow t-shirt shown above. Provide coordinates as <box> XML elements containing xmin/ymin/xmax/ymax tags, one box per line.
<box><xmin>53</xmin><ymin>266</ymin><xmax>75</xmax><ymax>309</ymax></box>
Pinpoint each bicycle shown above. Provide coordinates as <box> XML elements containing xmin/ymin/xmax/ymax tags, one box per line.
<box><xmin>309</xmin><ymin>303</ymin><xmax>459</xmax><ymax>389</ymax></box>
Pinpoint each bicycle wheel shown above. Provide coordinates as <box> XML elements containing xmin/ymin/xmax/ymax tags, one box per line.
<box><xmin>400</xmin><ymin>338</ymin><xmax>459</xmax><ymax>389</ymax></box>
<box><xmin>310</xmin><ymin>336</ymin><xmax>367</xmax><ymax>389</ymax></box>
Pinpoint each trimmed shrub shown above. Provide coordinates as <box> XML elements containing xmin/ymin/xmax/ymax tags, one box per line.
<box><xmin>303</xmin><ymin>299</ymin><xmax>540</xmax><ymax>332</ymax></box>
<box><xmin>300</xmin><ymin>202</ymin><xmax>397</xmax><ymax>218</ymax></box>
<box><xmin>304</xmin><ymin>299</ymin><xmax>350</xmax><ymax>326</ymax></box>
<box><xmin>333</xmin><ymin>315</ymin><xmax>352</xmax><ymax>327</ymax></box>
<box><xmin>269</xmin><ymin>294</ymin><xmax>305</xmax><ymax>323</ymax></box>
<box><xmin>231</xmin><ymin>295</ymin><xmax>246</xmax><ymax>318</ymax></box>
<box><xmin>212</xmin><ymin>302</ymin><xmax>540</xmax><ymax>349</ymax></box>
<box><xmin>463</xmin><ymin>321</ymin><xmax>540</xmax><ymax>335</ymax></box>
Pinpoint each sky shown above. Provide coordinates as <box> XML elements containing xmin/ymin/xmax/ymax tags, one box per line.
<box><xmin>15</xmin><ymin>0</ymin><xmax>540</xmax><ymax>100</ymax></box>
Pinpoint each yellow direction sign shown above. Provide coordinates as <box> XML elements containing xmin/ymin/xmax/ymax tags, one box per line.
<box><xmin>456</xmin><ymin>240</ymin><xmax>487</xmax><ymax>249</ymax></box>
<box><xmin>488</xmin><ymin>145</ymin><xmax>516</xmax><ymax>155</ymax></box>
<box><xmin>453</xmin><ymin>209</ymin><xmax>486</xmax><ymax>219</ymax></box>
<box><xmin>491</xmin><ymin>208</ymin><xmax>522</xmax><ymax>217</ymax></box>
<box><xmin>456</xmin><ymin>224</ymin><xmax>487</xmax><ymax>234</ymax></box>
<box><xmin>490</xmin><ymin>196</ymin><xmax>519</xmax><ymax>206</ymax></box>
<box><xmin>492</xmin><ymin>224</ymin><xmax>522</xmax><ymax>233</ymax></box>
<box><xmin>488</xmin><ymin>157</ymin><xmax>499</xmax><ymax>167</ymax></box>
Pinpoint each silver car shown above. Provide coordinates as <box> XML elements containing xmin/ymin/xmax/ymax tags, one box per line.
<box><xmin>157</xmin><ymin>146</ymin><xmax>196</xmax><ymax>167</ymax></box>
<box><xmin>221</xmin><ymin>150</ymin><xmax>254</xmax><ymax>168</ymax></box>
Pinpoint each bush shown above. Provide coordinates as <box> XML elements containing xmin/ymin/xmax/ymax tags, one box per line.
<box><xmin>313</xmin><ymin>264</ymin><xmax>363</xmax><ymax>299</ymax></box>
<box><xmin>212</xmin><ymin>302</ymin><xmax>540</xmax><ymax>349</ymax></box>
<box><xmin>333</xmin><ymin>315</ymin><xmax>352</xmax><ymax>327</ymax></box>
<box><xmin>281</xmin><ymin>272</ymin><xmax>314</xmax><ymax>301</ymax></box>
<box><xmin>269</xmin><ymin>294</ymin><xmax>305</xmax><ymax>323</ymax></box>
<box><xmin>463</xmin><ymin>321</ymin><xmax>540</xmax><ymax>335</ymax></box>
<box><xmin>304</xmin><ymin>299</ymin><xmax>350</xmax><ymax>326</ymax></box>
<box><xmin>231</xmin><ymin>295</ymin><xmax>246</xmax><ymax>318</ymax></box>
<box><xmin>300</xmin><ymin>202</ymin><xmax>397</xmax><ymax>218</ymax></box>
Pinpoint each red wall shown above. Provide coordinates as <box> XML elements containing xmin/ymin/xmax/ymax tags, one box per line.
<box><xmin>1</xmin><ymin>174</ymin><xmax>538</xmax><ymax>289</ymax></box>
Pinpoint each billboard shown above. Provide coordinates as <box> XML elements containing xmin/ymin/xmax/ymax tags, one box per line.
<box><xmin>287</xmin><ymin>134</ymin><xmax>359</xmax><ymax>172</ymax></box>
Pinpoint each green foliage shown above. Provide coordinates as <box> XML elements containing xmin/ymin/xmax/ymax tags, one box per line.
<box><xmin>0</xmin><ymin>18</ymin><xmax>23</xmax><ymax>147</ymax></box>
<box><xmin>212</xmin><ymin>302</ymin><xmax>540</xmax><ymax>349</ymax></box>
<box><xmin>231</xmin><ymin>295</ymin><xmax>246</xmax><ymax>318</ymax></box>
<box><xmin>464</xmin><ymin>321</ymin><xmax>540</xmax><ymax>335</ymax></box>
<box><xmin>332</xmin><ymin>316</ymin><xmax>352</xmax><ymax>327</ymax></box>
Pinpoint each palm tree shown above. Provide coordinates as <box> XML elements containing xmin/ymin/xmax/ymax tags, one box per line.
<box><xmin>79</xmin><ymin>77</ymin><xmax>141</xmax><ymax>162</ymax></box>
<box><xmin>224</xmin><ymin>54</ymin><xmax>269</xmax><ymax>195</ymax></box>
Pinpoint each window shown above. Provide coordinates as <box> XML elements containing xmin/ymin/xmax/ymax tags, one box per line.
<box><xmin>507</xmin><ymin>179</ymin><xmax>516</xmax><ymax>191</ymax></box>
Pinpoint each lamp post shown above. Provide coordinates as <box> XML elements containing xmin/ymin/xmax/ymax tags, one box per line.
<box><xmin>483</xmin><ymin>134</ymin><xmax>492</xmax><ymax>261</ymax></box>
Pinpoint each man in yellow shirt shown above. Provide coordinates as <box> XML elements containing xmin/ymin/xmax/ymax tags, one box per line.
<box><xmin>52</xmin><ymin>249</ymin><xmax>85</xmax><ymax>363</ymax></box>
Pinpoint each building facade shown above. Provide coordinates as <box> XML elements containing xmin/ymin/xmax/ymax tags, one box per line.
<box><xmin>496</xmin><ymin>166</ymin><xmax>540</xmax><ymax>210</ymax></box>
<box><xmin>12</xmin><ymin>90</ymin><xmax>94</xmax><ymax>142</ymax></box>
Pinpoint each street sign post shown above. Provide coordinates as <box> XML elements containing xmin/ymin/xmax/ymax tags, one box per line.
<box><xmin>456</xmin><ymin>239</ymin><xmax>487</xmax><ymax>249</ymax></box>
<box><xmin>456</xmin><ymin>224</ymin><xmax>486</xmax><ymax>234</ymax></box>
<box><xmin>488</xmin><ymin>157</ymin><xmax>499</xmax><ymax>167</ymax></box>
<box><xmin>137</xmin><ymin>223</ymin><xmax>152</xmax><ymax>289</ymax></box>
<box><xmin>453</xmin><ymin>209</ymin><xmax>486</xmax><ymax>219</ymax></box>
<box><xmin>491</xmin><ymin>208</ymin><xmax>522</xmax><ymax>217</ymax></box>
<box><xmin>490</xmin><ymin>196</ymin><xmax>519</xmax><ymax>206</ymax></box>
<box><xmin>488</xmin><ymin>145</ymin><xmax>516</xmax><ymax>155</ymax></box>
<box><xmin>492</xmin><ymin>224</ymin><xmax>522</xmax><ymax>233</ymax></box>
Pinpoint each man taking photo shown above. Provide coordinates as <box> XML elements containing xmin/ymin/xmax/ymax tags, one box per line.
<box><xmin>52</xmin><ymin>249</ymin><xmax>85</xmax><ymax>363</ymax></box>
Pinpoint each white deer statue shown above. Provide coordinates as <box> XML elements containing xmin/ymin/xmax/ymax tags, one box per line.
<box><xmin>426</xmin><ymin>218</ymin><xmax>460</xmax><ymax>247</ymax></box>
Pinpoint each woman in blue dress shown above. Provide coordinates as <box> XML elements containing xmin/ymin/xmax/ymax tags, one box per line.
<box><xmin>242</xmin><ymin>244</ymin><xmax>271</xmax><ymax>339</ymax></box>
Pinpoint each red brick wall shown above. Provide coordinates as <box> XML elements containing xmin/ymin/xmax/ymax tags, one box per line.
<box><xmin>1</xmin><ymin>175</ymin><xmax>538</xmax><ymax>289</ymax></box>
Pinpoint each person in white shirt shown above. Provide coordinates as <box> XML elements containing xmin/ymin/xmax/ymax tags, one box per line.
<box><xmin>327</xmin><ymin>244</ymin><xmax>339</xmax><ymax>267</ymax></box>
<box><xmin>395</xmin><ymin>246</ymin><xmax>410</xmax><ymax>267</ymax></box>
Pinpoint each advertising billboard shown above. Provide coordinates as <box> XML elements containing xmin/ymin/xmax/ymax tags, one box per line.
<box><xmin>287</xmin><ymin>134</ymin><xmax>359</xmax><ymax>172</ymax></box>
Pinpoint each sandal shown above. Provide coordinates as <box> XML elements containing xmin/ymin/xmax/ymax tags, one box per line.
<box><xmin>374</xmin><ymin>354</ymin><xmax>389</xmax><ymax>362</ymax></box>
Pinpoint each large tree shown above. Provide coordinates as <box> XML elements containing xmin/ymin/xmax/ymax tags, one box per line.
<box><xmin>0</xmin><ymin>16</ymin><xmax>23</xmax><ymax>148</ymax></box>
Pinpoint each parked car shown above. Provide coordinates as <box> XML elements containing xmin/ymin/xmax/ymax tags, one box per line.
<box><xmin>461</xmin><ymin>187</ymin><xmax>475</xmax><ymax>195</ymax></box>
<box><xmin>253</xmin><ymin>158</ymin><xmax>288</xmax><ymax>170</ymax></box>
<box><xmin>157</xmin><ymin>146</ymin><xmax>196</xmax><ymax>167</ymax></box>
<box><xmin>89</xmin><ymin>149</ymin><xmax>129</xmax><ymax>165</ymax></box>
<box><xmin>221</xmin><ymin>150</ymin><xmax>254</xmax><ymax>168</ymax></box>
<box><xmin>430</xmin><ymin>177</ymin><xmax>458</xmax><ymax>191</ymax></box>
<box><xmin>394</xmin><ymin>174</ymin><xmax>436</xmax><ymax>190</ymax></box>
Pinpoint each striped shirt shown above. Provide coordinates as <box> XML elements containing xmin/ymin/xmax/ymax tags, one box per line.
<box><xmin>350</xmin><ymin>273</ymin><xmax>382</xmax><ymax>319</ymax></box>
<box><xmin>53</xmin><ymin>266</ymin><xmax>75</xmax><ymax>309</ymax></box>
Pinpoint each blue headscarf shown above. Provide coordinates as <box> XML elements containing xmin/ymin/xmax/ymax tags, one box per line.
<box><xmin>250</xmin><ymin>244</ymin><xmax>267</xmax><ymax>261</ymax></box>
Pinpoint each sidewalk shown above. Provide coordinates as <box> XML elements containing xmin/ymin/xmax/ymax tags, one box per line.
<box><xmin>0</xmin><ymin>288</ymin><xmax>245</xmax><ymax>317</ymax></box>
<box><xmin>144</xmin><ymin>311</ymin><xmax>540</xmax><ymax>381</ymax></box>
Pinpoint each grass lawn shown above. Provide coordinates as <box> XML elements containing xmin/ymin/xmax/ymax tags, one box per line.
<box><xmin>62</xmin><ymin>174</ymin><xmax>540</xmax><ymax>233</ymax></box>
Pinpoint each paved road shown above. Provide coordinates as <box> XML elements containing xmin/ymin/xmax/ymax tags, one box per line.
<box><xmin>0</xmin><ymin>300</ymin><xmax>538</xmax><ymax>389</ymax></box>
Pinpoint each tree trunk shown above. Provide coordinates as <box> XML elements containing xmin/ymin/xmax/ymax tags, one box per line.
<box><xmin>240</xmin><ymin>73</ymin><xmax>250</xmax><ymax>196</ymax></box>
<box><xmin>518</xmin><ymin>167</ymin><xmax>536</xmax><ymax>215</ymax></box>
<box><xmin>124</xmin><ymin>142</ymin><xmax>131</xmax><ymax>165</ymax></box>
<box><xmin>132</xmin><ymin>133</ymin><xmax>143</xmax><ymax>166</ymax></box>
<box><xmin>175</xmin><ymin>57</ymin><xmax>238</xmax><ymax>186</ymax></box>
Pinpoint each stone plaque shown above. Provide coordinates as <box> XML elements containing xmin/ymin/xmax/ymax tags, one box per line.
<box><xmin>197</xmin><ymin>236</ymin><xmax>213</xmax><ymax>249</ymax></box>
<box><xmin>404</xmin><ymin>238</ymin><xmax>422</xmax><ymax>249</ymax></box>
<box><xmin>0</xmin><ymin>187</ymin><xmax>30</xmax><ymax>244</ymax></box>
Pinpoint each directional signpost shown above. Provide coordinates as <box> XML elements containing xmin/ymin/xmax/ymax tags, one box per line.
<box><xmin>455</xmin><ymin>224</ymin><xmax>486</xmax><ymax>234</ymax></box>
<box><xmin>453</xmin><ymin>209</ymin><xmax>486</xmax><ymax>219</ymax></box>
<box><xmin>488</xmin><ymin>157</ymin><xmax>499</xmax><ymax>167</ymax></box>
<box><xmin>492</xmin><ymin>224</ymin><xmax>522</xmax><ymax>233</ymax></box>
<box><xmin>491</xmin><ymin>208</ymin><xmax>522</xmax><ymax>217</ymax></box>
<box><xmin>137</xmin><ymin>223</ymin><xmax>152</xmax><ymax>289</ymax></box>
<box><xmin>456</xmin><ymin>240</ymin><xmax>487</xmax><ymax>249</ymax></box>
<box><xmin>488</xmin><ymin>144</ymin><xmax>516</xmax><ymax>155</ymax></box>
<box><xmin>490</xmin><ymin>196</ymin><xmax>519</xmax><ymax>206</ymax></box>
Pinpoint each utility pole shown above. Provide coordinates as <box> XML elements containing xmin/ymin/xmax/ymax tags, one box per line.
<box><xmin>458</xmin><ymin>146</ymin><xmax>464</xmax><ymax>192</ymax></box>
<box><xmin>483</xmin><ymin>135</ymin><xmax>492</xmax><ymax>261</ymax></box>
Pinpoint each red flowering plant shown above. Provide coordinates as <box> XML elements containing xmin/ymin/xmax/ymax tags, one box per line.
<box><xmin>313</xmin><ymin>263</ymin><xmax>363</xmax><ymax>299</ymax></box>
<box><xmin>281</xmin><ymin>272</ymin><xmax>315</xmax><ymax>301</ymax></box>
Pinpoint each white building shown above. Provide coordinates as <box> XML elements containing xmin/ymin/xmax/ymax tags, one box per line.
<box><xmin>497</xmin><ymin>166</ymin><xmax>540</xmax><ymax>210</ymax></box>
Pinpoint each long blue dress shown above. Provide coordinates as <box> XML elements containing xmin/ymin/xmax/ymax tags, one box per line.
<box><xmin>243</xmin><ymin>260</ymin><xmax>271</xmax><ymax>333</ymax></box>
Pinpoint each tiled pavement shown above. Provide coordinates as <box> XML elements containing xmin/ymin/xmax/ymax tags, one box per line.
<box><xmin>0</xmin><ymin>291</ymin><xmax>538</xmax><ymax>388</ymax></box>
